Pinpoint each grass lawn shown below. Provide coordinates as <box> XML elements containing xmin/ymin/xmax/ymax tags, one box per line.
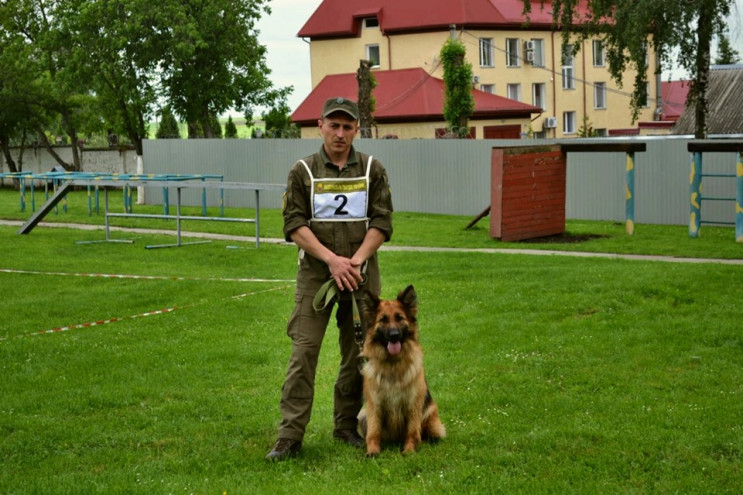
<box><xmin>1</xmin><ymin>187</ymin><xmax>742</xmax><ymax>493</ymax></box>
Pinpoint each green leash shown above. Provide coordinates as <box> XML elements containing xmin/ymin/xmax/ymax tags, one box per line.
<box><xmin>313</xmin><ymin>278</ymin><xmax>366</xmax><ymax>356</ymax></box>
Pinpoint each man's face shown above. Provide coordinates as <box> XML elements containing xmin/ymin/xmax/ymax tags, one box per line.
<box><xmin>318</xmin><ymin>113</ymin><xmax>358</xmax><ymax>157</ymax></box>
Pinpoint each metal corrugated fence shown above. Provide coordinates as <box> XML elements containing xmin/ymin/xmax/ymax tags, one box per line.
<box><xmin>143</xmin><ymin>138</ymin><xmax>739</xmax><ymax>226</ymax></box>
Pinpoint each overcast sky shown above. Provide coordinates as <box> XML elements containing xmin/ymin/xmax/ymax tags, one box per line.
<box><xmin>255</xmin><ymin>0</ymin><xmax>743</xmax><ymax>113</ymax></box>
<box><xmin>255</xmin><ymin>0</ymin><xmax>323</xmax><ymax>113</ymax></box>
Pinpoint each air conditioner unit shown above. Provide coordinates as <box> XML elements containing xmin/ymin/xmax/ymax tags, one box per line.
<box><xmin>524</xmin><ymin>40</ymin><xmax>535</xmax><ymax>51</ymax></box>
<box><xmin>544</xmin><ymin>116</ymin><xmax>558</xmax><ymax>128</ymax></box>
<box><xmin>525</xmin><ymin>51</ymin><xmax>535</xmax><ymax>63</ymax></box>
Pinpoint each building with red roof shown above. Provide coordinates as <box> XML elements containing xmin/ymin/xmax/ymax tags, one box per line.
<box><xmin>292</xmin><ymin>69</ymin><xmax>541</xmax><ymax>139</ymax></box>
<box><xmin>292</xmin><ymin>0</ymin><xmax>659</xmax><ymax>139</ymax></box>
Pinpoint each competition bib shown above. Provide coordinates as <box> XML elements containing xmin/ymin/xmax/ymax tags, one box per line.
<box><xmin>299</xmin><ymin>156</ymin><xmax>373</xmax><ymax>223</ymax></box>
<box><xmin>312</xmin><ymin>179</ymin><xmax>367</xmax><ymax>220</ymax></box>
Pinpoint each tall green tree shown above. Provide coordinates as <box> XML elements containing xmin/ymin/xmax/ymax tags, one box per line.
<box><xmin>62</xmin><ymin>0</ymin><xmax>163</xmax><ymax>160</ymax></box>
<box><xmin>161</xmin><ymin>0</ymin><xmax>290</xmax><ymax>138</ymax></box>
<box><xmin>357</xmin><ymin>59</ymin><xmax>377</xmax><ymax>138</ymax></box>
<box><xmin>0</xmin><ymin>0</ymin><xmax>100</xmax><ymax>171</ymax></box>
<box><xmin>262</xmin><ymin>103</ymin><xmax>298</xmax><ymax>138</ymax></box>
<box><xmin>224</xmin><ymin>116</ymin><xmax>238</xmax><ymax>138</ymax></box>
<box><xmin>0</xmin><ymin>22</ymin><xmax>37</xmax><ymax>172</ymax></box>
<box><xmin>715</xmin><ymin>29</ymin><xmax>741</xmax><ymax>64</ymax></box>
<box><xmin>522</xmin><ymin>0</ymin><xmax>736</xmax><ymax>138</ymax></box>
<box><xmin>156</xmin><ymin>107</ymin><xmax>181</xmax><ymax>139</ymax></box>
<box><xmin>440</xmin><ymin>38</ymin><xmax>474</xmax><ymax>138</ymax></box>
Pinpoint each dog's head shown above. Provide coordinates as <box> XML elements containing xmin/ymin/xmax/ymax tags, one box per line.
<box><xmin>362</xmin><ymin>285</ymin><xmax>418</xmax><ymax>358</ymax></box>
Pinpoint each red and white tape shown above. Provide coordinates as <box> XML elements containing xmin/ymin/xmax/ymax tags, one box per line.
<box><xmin>1</xmin><ymin>284</ymin><xmax>293</xmax><ymax>341</ymax></box>
<box><xmin>0</xmin><ymin>268</ymin><xmax>292</xmax><ymax>283</ymax></box>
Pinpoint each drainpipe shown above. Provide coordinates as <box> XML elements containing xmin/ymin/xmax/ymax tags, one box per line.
<box><xmin>450</xmin><ymin>24</ymin><xmax>457</xmax><ymax>40</ymax></box>
<box><xmin>551</xmin><ymin>31</ymin><xmax>557</xmax><ymax>138</ymax></box>
<box><xmin>386</xmin><ymin>32</ymin><xmax>392</xmax><ymax>70</ymax></box>
<box><xmin>582</xmin><ymin>39</ymin><xmax>587</xmax><ymax>128</ymax></box>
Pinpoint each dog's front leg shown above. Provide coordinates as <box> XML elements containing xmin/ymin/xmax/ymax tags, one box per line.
<box><xmin>402</xmin><ymin>409</ymin><xmax>423</xmax><ymax>455</ymax></box>
<box><xmin>365</xmin><ymin>401</ymin><xmax>382</xmax><ymax>457</ymax></box>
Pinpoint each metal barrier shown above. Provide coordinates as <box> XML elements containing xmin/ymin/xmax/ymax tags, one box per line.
<box><xmin>687</xmin><ymin>141</ymin><xmax>743</xmax><ymax>242</ymax></box>
<box><xmin>561</xmin><ymin>142</ymin><xmax>647</xmax><ymax>235</ymax></box>
<box><xmin>12</xmin><ymin>174</ymin><xmax>285</xmax><ymax>248</ymax></box>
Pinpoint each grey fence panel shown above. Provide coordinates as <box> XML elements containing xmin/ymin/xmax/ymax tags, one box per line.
<box><xmin>142</xmin><ymin>138</ymin><xmax>739</xmax><ymax>226</ymax></box>
<box><xmin>356</xmin><ymin>139</ymin><xmax>523</xmax><ymax>216</ymax></box>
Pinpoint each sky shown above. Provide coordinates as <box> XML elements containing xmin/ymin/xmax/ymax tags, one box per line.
<box><xmin>255</xmin><ymin>0</ymin><xmax>743</xmax><ymax>114</ymax></box>
<box><xmin>255</xmin><ymin>0</ymin><xmax>323</xmax><ymax>113</ymax></box>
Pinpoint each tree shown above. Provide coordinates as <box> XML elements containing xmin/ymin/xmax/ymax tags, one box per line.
<box><xmin>0</xmin><ymin>22</ymin><xmax>38</xmax><ymax>173</ymax></box>
<box><xmin>0</xmin><ymin>0</ymin><xmax>101</xmax><ymax>171</ymax></box>
<box><xmin>208</xmin><ymin>114</ymin><xmax>223</xmax><ymax>139</ymax></box>
<box><xmin>224</xmin><ymin>116</ymin><xmax>238</xmax><ymax>138</ymax></box>
<box><xmin>263</xmin><ymin>103</ymin><xmax>299</xmax><ymax>138</ymax></box>
<box><xmin>63</xmin><ymin>0</ymin><xmax>164</xmax><ymax>160</ymax></box>
<box><xmin>440</xmin><ymin>38</ymin><xmax>474</xmax><ymax>138</ymax></box>
<box><xmin>161</xmin><ymin>0</ymin><xmax>291</xmax><ymax>138</ymax></box>
<box><xmin>522</xmin><ymin>0</ymin><xmax>736</xmax><ymax>138</ymax></box>
<box><xmin>156</xmin><ymin>107</ymin><xmax>181</xmax><ymax>139</ymax></box>
<box><xmin>577</xmin><ymin>116</ymin><xmax>600</xmax><ymax>137</ymax></box>
<box><xmin>357</xmin><ymin>60</ymin><xmax>377</xmax><ymax>138</ymax></box>
<box><xmin>715</xmin><ymin>29</ymin><xmax>741</xmax><ymax>64</ymax></box>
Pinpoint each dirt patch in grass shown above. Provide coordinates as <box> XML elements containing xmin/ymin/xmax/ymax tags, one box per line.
<box><xmin>520</xmin><ymin>233</ymin><xmax>609</xmax><ymax>244</ymax></box>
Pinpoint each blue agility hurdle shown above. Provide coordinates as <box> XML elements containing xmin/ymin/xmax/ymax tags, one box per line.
<box><xmin>687</xmin><ymin>141</ymin><xmax>743</xmax><ymax>243</ymax></box>
<box><xmin>16</xmin><ymin>176</ymin><xmax>284</xmax><ymax>248</ymax></box>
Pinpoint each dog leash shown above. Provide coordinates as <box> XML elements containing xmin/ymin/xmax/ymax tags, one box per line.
<box><xmin>313</xmin><ymin>277</ymin><xmax>367</xmax><ymax>364</ymax></box>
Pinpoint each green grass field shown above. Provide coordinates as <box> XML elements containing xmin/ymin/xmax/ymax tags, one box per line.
<box><xmin>1</xmin><ymin>188</ymin><xmax>742</xmax><ymax>493</ymax></box>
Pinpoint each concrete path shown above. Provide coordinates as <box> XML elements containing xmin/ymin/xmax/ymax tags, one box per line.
<box><xmin>2</xmin><ymin>219</ymin><xmax>742</xmax><ymax>266</ymax></box>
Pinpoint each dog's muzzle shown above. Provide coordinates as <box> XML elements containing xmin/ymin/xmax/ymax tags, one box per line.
<box><xmin>382</xmin><ymin>326</ymin><xmax>404</xmax><ymax>356</ymax></box>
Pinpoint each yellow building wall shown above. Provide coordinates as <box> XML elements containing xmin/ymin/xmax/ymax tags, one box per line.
<box><xmin>307</xmin><ymin>25</ymin><xmax>657</xmax><ymax>139</ymax></box>
<box><xmin>300</xmin><ymin>117</ymin><xmax>533</xmax><ymax>140</ymax></box>
<box><xmin>310</xmin><ymin>25</ymin><xmax>389</xmax><ymax>86</ymax></box>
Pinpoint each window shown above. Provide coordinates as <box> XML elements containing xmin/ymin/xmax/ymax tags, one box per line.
<box><xmin>561</xmin><ymin>48</ymin><xmax>575</xmax><ymax>90</ymax></box>
<box><xmin>506</xmin><ymin>38</ymin><xmax>520</xmax><ymax>67</ymax></box>
<box><xmin>507</xmin><ymin>83</ymin><xmax>521</xmax><ymax>101</ymax></box>
<box><xmin>642</xmin><ymin>82</ymin><xmax>651</xmax><ymax>108</ymax></box>
<box><xmin>563</xmin><ymin>111</ymin><xmax>576</xmax><ymax>134</ymax></box>
<box><xmin>594</xmin><ymin>82</ymin><xmax>606</xmax><ymax>109</ymax></box>
<box><xmin>479</xmin><ymin>38</ymin><xmax>494</xmax><ymax>67</ymax></box>
<box><xmin>480</xmin><ymin>84</ymin><xmax>495</xmax><ymax>94</ymax></box>
<box><xmin>592</xmin><ymin>40</ymin><xmax>605</xmax><ymax>66</ymax></box>
<box><xmin>532</xmin><ymin>82</ymin><xmax>546</xmax><ymax>110</ymax></box>
<box><xmin>531</xmin><ymin>39</ymin><xmax>545</xmax><ymax>66</ymax></box>
<box><xmin>364</xmin><ymin>17</ymin><xmax>379</xmax><ymax>28</ymax></box>
<box><xmin>366</xmin><ymin>44</ymin><xmax>380</xmax><ymax>67</ymax></box>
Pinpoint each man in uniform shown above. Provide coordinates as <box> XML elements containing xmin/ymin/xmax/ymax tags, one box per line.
<box><xmin>266</xmin><ymin>97</ymin><xmax>394</xmax><ymax>461</ymax></box>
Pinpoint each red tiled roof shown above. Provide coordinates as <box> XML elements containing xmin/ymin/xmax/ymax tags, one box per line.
<box><xmin>661</xmin><ymin>80</ymin><xmax>690</xmax><ymax>122</ymax></box>
<box><xmin>291</xmin><ymin>68</ymin><xmax>541</xmax><ymax>125</ymax></box>
<box><xmin>299</xmin><ymin>0</ymin><xmax>582</xmax><ymax>38</ymax></box>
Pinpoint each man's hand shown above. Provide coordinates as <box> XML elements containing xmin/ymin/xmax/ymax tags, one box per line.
<box><xmin>327</xmin><ymin>254</ymin><xmax>363</xmax><ymax>292</ymax></box>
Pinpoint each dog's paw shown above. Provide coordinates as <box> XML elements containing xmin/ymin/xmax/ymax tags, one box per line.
<box><xmin>365</xmin><ymin>450</ymin><xmax>380</xmax><ymax>458</ymax></box>
<box><xmin>402</xmin><ymin>441</ymin><xmax>418</xmax><ymax>455</ymax></box>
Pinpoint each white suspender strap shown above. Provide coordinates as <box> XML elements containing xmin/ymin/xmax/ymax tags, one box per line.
<box><xmin>365</xmin><ymin>155</ymin><xmax>373</xmax><ymax>180</ymax></box>
<box><xmin>298</xmin><ymin>159</ymin><xmax>313</xmax><ymax>179</ymax></box>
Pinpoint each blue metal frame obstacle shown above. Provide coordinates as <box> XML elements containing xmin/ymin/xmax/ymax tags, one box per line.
<box><xmin>2</xmin><ymin>172</ymin><xmax>285</xmax><ymax>248</ymax></box>
<box><xmin>687</xmin><ymin>141</ymin><xmax>743</xmax><ymax>243</ymax></box>
<box><xmin>0</xmin><ymin>171</ymin><xmax>226</xmax><ymax>217</ymax></box>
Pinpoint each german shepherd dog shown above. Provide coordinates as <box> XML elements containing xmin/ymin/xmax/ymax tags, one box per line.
<box><xmin>359</xmin><ymin>285</ymin><xmax>445</xmax><ymax>457</ymax></box>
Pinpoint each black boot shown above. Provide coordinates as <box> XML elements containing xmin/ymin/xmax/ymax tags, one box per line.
<box><xmin>265</xmin><ymin>438</ymin><xmax>302</xmax><ymax>461</ymax></box>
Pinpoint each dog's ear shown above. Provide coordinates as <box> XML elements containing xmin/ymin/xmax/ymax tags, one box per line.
<box><xmin>360</xmin><ymin>290</ymin><xmax>380</xmax><ymax>324</ymax></box>
<box><xmin>398</xmin><ymin>285</ymin><xmax>418</xmax><ymax>317</ymax></box>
